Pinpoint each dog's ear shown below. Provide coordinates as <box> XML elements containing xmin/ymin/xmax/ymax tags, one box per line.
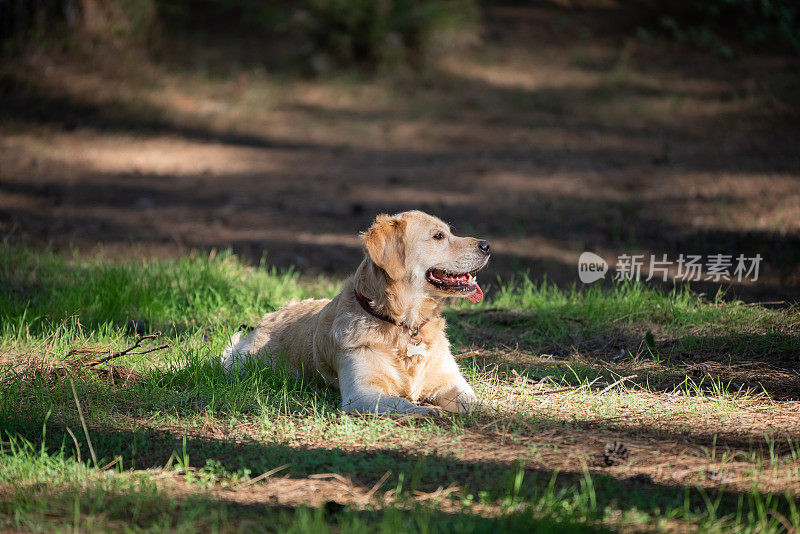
<box><xmin>362</xmin><ymin>214</ymin><xmax>407</xmax><ymax>280</ymax></box>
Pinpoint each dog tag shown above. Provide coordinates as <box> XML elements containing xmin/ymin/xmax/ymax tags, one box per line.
<box><xmin>406</xmin><ymin>342</ymin><xmax>427</xmax><ymax>358</ymax></box>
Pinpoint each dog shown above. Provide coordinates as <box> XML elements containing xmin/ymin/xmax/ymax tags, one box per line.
<box><xmin>221</xmin><ymin>210</ymin><xmax>490</xmax><ymax>415</ymax></box>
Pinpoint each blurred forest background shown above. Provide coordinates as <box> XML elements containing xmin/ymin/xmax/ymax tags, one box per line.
<box><xmin>1</xmin><ymin>0</ymin><xmax>799</xmax><ymax>301</ymax></box>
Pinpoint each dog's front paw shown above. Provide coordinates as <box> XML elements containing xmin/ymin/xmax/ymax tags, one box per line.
<box><xmin>454</xmin><ymin>389</ymin><xmax>479</xmax><ymax>414</ymax></box>
<box><xmin>381</xmin><ymin>399</ymin><xmax>442</xmax><ymax>417</ymax></box>
<box><xmin>407</xmin><ymin>404</ymin><xmax>442</xmax><ymax>417</ymax></box>
<box><xmin>435</xmin><ymin>386</ymin><xmax>478</xmax><ymax>413</ymax></box>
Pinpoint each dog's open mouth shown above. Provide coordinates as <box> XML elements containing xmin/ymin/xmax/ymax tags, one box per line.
<box><xmin>425</xmin><ymin>269</ymin><xmax>484</xmax><ymax>303</ymax></box>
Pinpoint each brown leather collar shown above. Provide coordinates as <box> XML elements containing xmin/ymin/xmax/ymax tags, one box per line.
<box><xmin>353</xmin><ymin>289</ymin><xmax>397</xmax><ymax>325</ymax></box>
<box><xmin>353</xmin><ymin>289</ymin><xmax>427</xmax><ymax>333</ymax></box>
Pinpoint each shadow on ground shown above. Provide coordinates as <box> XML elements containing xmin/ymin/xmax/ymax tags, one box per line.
<box><xmin>2</xmin><ymin>413</ymin><xmax>796</xmax><ymax>527</ymax></box>
<box><xmin>2</xmin><ymin>42</ymin><xmax>800</xmax><ymax>303</ymax></box>
<box><xmin>450</xmin><ymin>307</ymin><xmax>800</xmax><ymax>399</ymax></box>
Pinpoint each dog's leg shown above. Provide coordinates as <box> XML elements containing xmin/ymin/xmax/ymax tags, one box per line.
<box><xmin>422</xmin><ymin>357</ymin><xmax>479</xmax><ymax>413</ymax></box>
<box><xmin>338</xmin><ymin>352</ymin><xmax>439</xmax><ymax>416</ymax></box>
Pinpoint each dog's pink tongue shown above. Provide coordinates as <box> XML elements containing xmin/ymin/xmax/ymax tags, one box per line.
<box><xmin>467</xmin><ymin>283</ymin><xmax>483</xmax><ymax>303</ymax></box>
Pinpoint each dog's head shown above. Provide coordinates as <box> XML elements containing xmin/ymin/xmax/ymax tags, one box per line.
<box><xmin>361</xmin><ymin>211</ymin><xmax>490</xmax><ymax>303</ymax></box>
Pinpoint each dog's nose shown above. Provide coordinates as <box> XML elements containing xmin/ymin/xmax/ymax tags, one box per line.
<box><xmin>478</xmin><ymin>240</ymin><xmax>491</xmax><ymax>255</ymax></box>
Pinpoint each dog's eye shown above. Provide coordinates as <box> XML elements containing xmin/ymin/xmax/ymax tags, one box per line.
<box><xmin>433</xmin><ymin>232</ymin><xmax>445</xmax><ymax>241</ymax></box>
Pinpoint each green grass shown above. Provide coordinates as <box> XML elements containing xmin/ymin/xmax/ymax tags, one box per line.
<box><xmin>452</xmin><ymin>275</ymin><xmax>799</xmax><ymax>348</ymax></box>
<box><xmin>1</xmin><ymin>243</ymin><xmax>799</xmax><ymax>532</ymax></box>
<box><xmin>3</xmin><ymin>428</ymin><xmax>797</xmax><ymax>533</ymax></box>
<box><xmin>1</xmin><ymin>434</ymin><xmax>617</xmax><ymax>533</ymax></box>
<box><xmin>1</xmin><ymin>245</ymin><xmax>337</xmax><ymax>335</ymax></box>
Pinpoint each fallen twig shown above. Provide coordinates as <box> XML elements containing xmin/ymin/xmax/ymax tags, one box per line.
<box><xmin>360</xmin><ymin>470</ymin><xmax>392</xmax><ymax>503</ymax></box>
<box><xmin>87</xmin><ymin>332</ymin><xmax>167</xmax><ymax>367</ymax></box>
<box><xmin>309</xmin><ymin>472</ymin><xmax>363</xmax><ymax>498</ymax></box>
<box><xmin>454</xmin><ymin>350</ymin><xmax>480</xmax><ymax>360</ymax></box>
<box><xmin>69</xmin><ymin>347</ymin><xmax>109</xmax><ymax>356</ymax></box>
<box><xmin>238</xmin><ymin>464</ymin><xmax>290</xmax><ymax>487</ymax></box>
<box><xmin>100</xmin><ymin>457</ymin><xmax>120</xmax><ymax>471</ymax></box>
<box><xmin>413</xmin><ymin>483</ymin><xmax>459</xmax><ymax>501</ymax></box>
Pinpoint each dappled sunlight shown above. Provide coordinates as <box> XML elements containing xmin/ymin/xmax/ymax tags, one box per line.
<box><xmin>3</xmin><ymin>19</ymin><xmax>799</xmax><ymax>303</ymax></box>
<box><xmin>438</xmin><ymin>49</ymin><xmax>764</xmax><ymax>132</ymax></box>
<box><xmin>1</xmin><ymin>131</ymin><xmax>290</xmax><ymax>176</ymax></box>
<box><xmin>439</xmin><ymin>54</ymin><xmax>602</xmax><ymax>93</ymax></box>
<box><xmin>2</xmin><ymin>244</ymin><xmax>799</xmax><ymax>531</ymax></box>
<box><xmin>2</xmin><ymin>1</ymin><xmax>800</xmax><ymax>531</ymax></box>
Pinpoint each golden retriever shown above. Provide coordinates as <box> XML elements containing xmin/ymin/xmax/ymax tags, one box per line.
<box><xmin>221</xmin><ymin>210</ymin><xmax>490</xmax><ymax>415</ymax></box>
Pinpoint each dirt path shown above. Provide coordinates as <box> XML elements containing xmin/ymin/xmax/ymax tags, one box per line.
<box><xmin>1</xmin><ymin>5</ymin><xmax>799</xmax><ymax>303</ymax></box>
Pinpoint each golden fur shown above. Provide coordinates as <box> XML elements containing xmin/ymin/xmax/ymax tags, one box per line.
<box><xmin>221</xmin><ymin>210</ymin><xmax>490</xmax><ymax>415</ymax></box>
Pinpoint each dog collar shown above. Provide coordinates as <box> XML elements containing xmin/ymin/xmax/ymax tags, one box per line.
<box><xmin>353</xmin><ymin>289</ymin><xmax>426</xmax><ymax>342</ymax></box>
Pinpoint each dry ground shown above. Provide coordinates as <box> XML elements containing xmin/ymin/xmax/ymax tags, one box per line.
<box><xmin>1</xmin><ymin>5</ymin><xmax>799</xmax><ymax>301</ymax></box>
